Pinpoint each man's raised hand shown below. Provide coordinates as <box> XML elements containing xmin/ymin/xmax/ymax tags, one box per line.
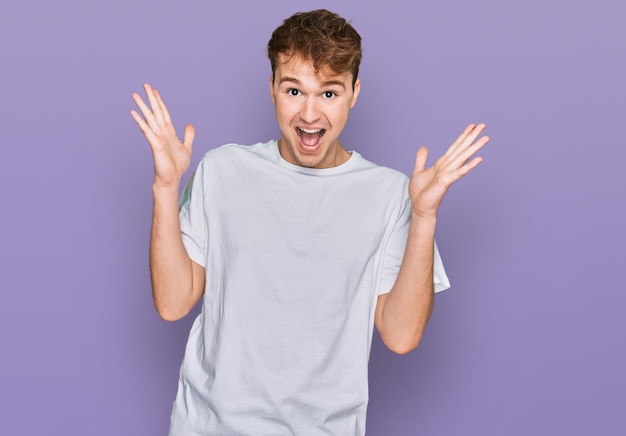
<box><xmin>409</xmin><ymin>123</ymin><xmax>490</xmax><ymax>218</ymax></box>
<box><xmin>130</xmin><ymin>83</ymin><xmax>195</xmax><ymax>188</ymax></box>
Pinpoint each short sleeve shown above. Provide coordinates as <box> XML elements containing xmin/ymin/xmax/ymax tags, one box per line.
<box><xmin>378</xmin><ymin>191</ymin><xmax>451</xmax><ymax>295</ymax></box>
<box><xmin>178</xmin><ymin>161</ymin><xmax>207</xmax><ymax>267</ymax></box>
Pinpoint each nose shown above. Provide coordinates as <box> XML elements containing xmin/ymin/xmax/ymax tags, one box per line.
<box><xmin>299</xmin><ymin>97</ymin><xmax>321</xmax><ymax>124</ymax></box>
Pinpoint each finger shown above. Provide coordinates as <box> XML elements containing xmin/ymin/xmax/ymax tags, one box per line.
<box><xmin>454</xmin><ymin>156</ymin><xmax>483</xmax><ymax>179</ymax></box>
<box><xmin>414</xmin><ymin>146</ymin><xmax>428</xmax><ymax>172</ymax></box>
<box><xmin>443</xmin><ymin>123</ymin><xmax>475</xmax><ymax>158</ymax></box>
<box><xmin>153</xmin><ymin>89</ymin><xmax>172</xmax><ymax>125</ymax></box>
<box><xmin>132</xmin><ymin>92</ymin><xmax>159</xmax><ymax>132</ymax></box>
<box><xmin>446</xmin><ymin>123</ymin><xmax>486</xmax><ymax>158</ymax></box>
<box><xmin>450</xmin><ymin>135</ymin><xmax>490</xmax><ymax>169</ymax></box>
<box><xmin>456</xmin><ymin>123</ymin><xmax>486</xmax><ymax>152</ymax></box>
<box><xmin>129</xmin><ymin>109</ymin><xmax>150</xmax><ymax>134</ymax></box>
<box><xmin>183</xmin><ymin>124</ymin><xmax>196</xmax><ymax>149</ymax></box>
<box><xmin>144</xmin><ymin>83</ymin><xmax>165</xmax><ymax>126</ymax></box>
<box><xmin>439</xmin><ymin>156</ymin><xmax>484</xmax><ymax>187</ymax></box>
<box><xmin>130</xmin><ymin>109</ymin><xmax>159</xmax><ymax>144</ymax></box>
<box><xmin>447</xmin><ymin>123</ymin><xmax>487</xmax><ymax>162</ymax></box>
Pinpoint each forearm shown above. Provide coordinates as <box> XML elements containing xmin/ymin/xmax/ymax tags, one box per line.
<box><xmin>378</xmin><ymin>214</ymin><xmax>436</xmax><ymax>354</ymax></box>
<box><xmin>150</xmin><ymin>183</ymin><xmax>196</xmax><ymax>321</ymax></box>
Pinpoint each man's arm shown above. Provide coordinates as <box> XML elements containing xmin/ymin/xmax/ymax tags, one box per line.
<box><xmin>149</xmin><ymin>184</ymin><xmax>205</xmax><ymax>321</ymax></box>
<box><xmin>131</xmin><ymin>84</ymin><xmax>205</xmax><ymax>321</ymax></box>
<box><xmin>375</xmin><ymin>123</ymin><xmax>489</xmax><ymax>354</ymax></box>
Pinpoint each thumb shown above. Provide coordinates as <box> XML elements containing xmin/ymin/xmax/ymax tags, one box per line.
<box><xmin>414</xmin><ymin>146</ymin><xmax>428</xmax><ymax>172</ymax></box>
<box><xmin>183</xmin><ymin>124</ymin><xmax>196</xmax><ymax>149</ymax></box>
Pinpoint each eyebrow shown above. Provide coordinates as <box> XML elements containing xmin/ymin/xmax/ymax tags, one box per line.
<box><xmin>321</xmin><ymin>79</ymin><xmax>346</xmax><ymax>89</ymax></box>
<box><xmin>279</xmin><ymin>76</ymin><xmax>346</xmax><ymax>89</ymax></box>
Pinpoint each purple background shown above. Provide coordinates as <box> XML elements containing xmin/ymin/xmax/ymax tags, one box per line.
<box><xmin>1</xmin><ymin>0</ymin><xmax>624</xmax><ymax>434</ymax></box>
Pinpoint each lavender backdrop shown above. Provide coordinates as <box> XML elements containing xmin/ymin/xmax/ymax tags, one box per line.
<box><xmin>1</xmin><ymin>0</ymin><xmax>624</xmax><ymax>435</ymax></box>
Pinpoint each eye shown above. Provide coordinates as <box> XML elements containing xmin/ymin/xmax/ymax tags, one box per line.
<box><xmin>323</xmin><ymin>91</ymin><xmax>336</xmax><ymax>99</ymax></box>
<box><xmin>287</xmin><ymin>88</ymin><xmax>300</xmax><ymax>96</ymax></box>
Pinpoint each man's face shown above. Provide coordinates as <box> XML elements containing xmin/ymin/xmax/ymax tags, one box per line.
<box><xmin>270</xmin><ymin>54</ymin><xmax>360</xmax><ymax>169</ymax></box>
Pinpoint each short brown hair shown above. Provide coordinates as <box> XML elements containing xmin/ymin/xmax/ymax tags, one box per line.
<box><xmin>267</xmin><ymin>9</ymin><xmax>362</xmax><ymax>87</ymax></box>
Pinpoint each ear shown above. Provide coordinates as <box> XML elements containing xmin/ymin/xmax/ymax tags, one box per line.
<box><xmin>270</xmin><ymin>75</ymin><xmax>276</xmax><ymax>104</ymax></box>
<box><xmin>350</xmin><ymin>78</ymin><xmax>361</xmax><ymax>109</ymax></box>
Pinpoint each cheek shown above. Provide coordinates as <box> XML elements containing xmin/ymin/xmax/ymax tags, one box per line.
<box><xmin>275</xmin><ymin>106</ymin><xmax>294</xmax><ymax>128</ymax></box>
<box><xmin>276</xmin><ymin>101</ymin><xmax>298</xmax><ymax>120</ymax></box>
<box><xmin>333</xmin><ymin>107</ymin><xmax>351</xmax><ymax>125</ymax></box>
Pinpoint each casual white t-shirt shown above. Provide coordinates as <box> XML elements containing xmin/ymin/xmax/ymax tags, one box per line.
<box><xmin>169</xmin><ymin>141</ymin><xmax>449</xmax><ymax>435</ymax></box>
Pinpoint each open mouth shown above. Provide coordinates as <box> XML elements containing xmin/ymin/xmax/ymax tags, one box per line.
<box><xmin>297</xmin><ymin>127</ymin><xmax>326</xmax><ymax>147</ymax></box>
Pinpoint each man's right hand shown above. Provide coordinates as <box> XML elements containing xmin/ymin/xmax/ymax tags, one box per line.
<box><xmin>130</xmin><ymin>83</ymin><xmax>195</xmax><ymax>188</ymax></box>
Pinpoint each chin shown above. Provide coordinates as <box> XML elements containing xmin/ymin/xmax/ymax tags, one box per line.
<box><xmin>294</xmin><ymin>155</ymin><xmax>324</xmax><ymax>168</ymax></box>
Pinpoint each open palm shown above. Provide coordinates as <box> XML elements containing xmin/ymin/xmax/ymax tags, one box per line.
<box><xmin>130</xmin><ymin>83</ymin><xmax>195</xmax><ymax>188</ymax></box>
<box><xmin>409</xmin><ymin>124</ymin><xmax>490</xmax><ymax>218</ymax></box>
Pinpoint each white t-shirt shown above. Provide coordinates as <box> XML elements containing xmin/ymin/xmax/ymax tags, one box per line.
<box><xmin>169</xmin><ymin>141</ymin><xmax>449</xmax><ymax>435</ymax></box>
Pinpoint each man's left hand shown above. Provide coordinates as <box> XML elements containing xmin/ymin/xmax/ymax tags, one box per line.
<box><xmin>409</xmin><ymin>123</ymin><xmax>490</xmax><ymax>219</ymax></box>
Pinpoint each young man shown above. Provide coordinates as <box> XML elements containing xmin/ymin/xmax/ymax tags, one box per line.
<box><xmin>131</xmin><ymin>9</ymin><xmax>488</xmax><ymax>435</ymax></box>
